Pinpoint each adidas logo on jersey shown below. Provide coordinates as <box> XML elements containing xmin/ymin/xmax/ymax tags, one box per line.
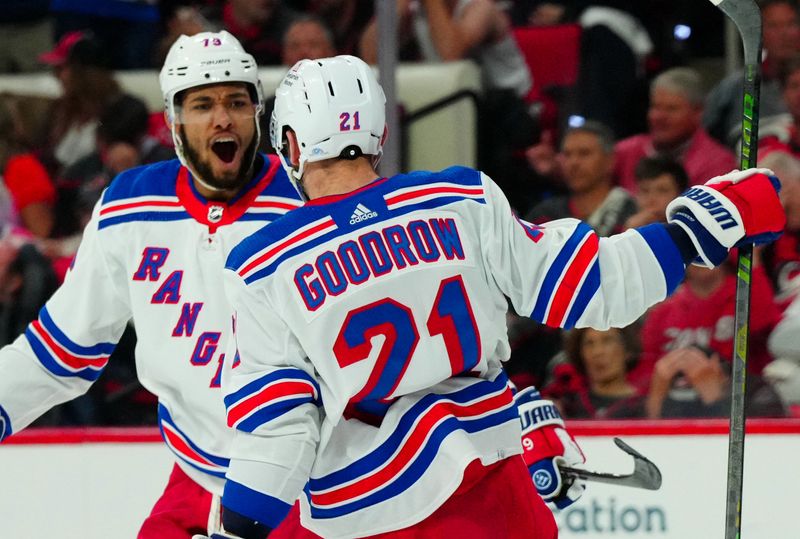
<box><xmin>350</xmin><ymin>203</ymin><xmax>378</xmax><ymax>224</ymax></box>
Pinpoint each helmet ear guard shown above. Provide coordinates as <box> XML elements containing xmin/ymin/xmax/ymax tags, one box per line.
<box><xmin>271</xmin><ymin>55</ymin><xmax>387</xmax><ymax>190</ymax></box>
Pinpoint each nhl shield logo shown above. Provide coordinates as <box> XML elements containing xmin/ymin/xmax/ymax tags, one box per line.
<box><xmin>208</xmin><ymin>205</ymin><xmax>224</xmax><ymax>223</ymax></box>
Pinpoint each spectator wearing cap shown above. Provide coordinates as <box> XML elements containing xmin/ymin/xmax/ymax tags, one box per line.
<box><xmin>614</xmin><ymin>67</ymin><xmax>737</xmax><ymax>192</ymax></box>
<box><xmin>38</xmin><ymin>30</ymin><xmax>123</xmax><ymax>174</ymax></box>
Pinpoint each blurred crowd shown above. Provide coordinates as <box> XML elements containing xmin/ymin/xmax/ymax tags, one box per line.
<box><xmin>2</xmin><ymin>0</ymin><xmax>800</xmax><ymax>425</ymax></box>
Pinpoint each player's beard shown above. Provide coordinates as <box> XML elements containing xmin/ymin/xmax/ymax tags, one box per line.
<box><xmin>180</xmin><ymin>125</ymin><xmax>259</xmax><ymax>193</ymax></box>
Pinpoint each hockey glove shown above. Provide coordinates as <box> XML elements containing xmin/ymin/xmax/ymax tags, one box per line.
<box><xmin>516</xmin><ymin>386</ymin><xmax>586</xmax><ymax>510</ymax></box>
<box><xmin>666</xmin><ymin>168</ymin><xmax>785</xmax><ymax>267</ymax></box>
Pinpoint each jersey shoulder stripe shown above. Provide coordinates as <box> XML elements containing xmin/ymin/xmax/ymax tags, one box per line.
<box><xmin>158</xmin><ymin>404</ymin><xmax>229</xmax><ymax>478</ymax></box>
<box><xmin>23</xmin><ymin>306</ymin><xmax>113</xmax><ymax>381</ymax></box>
<box><xmin>233</xmin><ymin>216</ymin><xmax>337</xmax><ymax>283</ymax></box>
<box><xmin>224</xmin><ymin>368</ymin><xmax>321</xmax><ymax>432</ymax></box>
<box><xmin>103</xmin><ymin>159</ymin><xmax>182</xmax><ymax>203</ymax></box>
<box><xmin>305</xmin><ymin>375</ymin><xmax>517</xmax><ymax>519</ymax></box>
<box><xmin>226</xmin><ymin>167</ymin><xmax>485</xmax><ymax>284</ymax></box>
<box><xmin>384</xmin><ymin>166</ymin><xmax>485</xmax><ymax>212</ymax></box>
<box><xmin>99</xmin><ymin>160</ymin><xmax>187</xmax><ymax>229</ymax></box>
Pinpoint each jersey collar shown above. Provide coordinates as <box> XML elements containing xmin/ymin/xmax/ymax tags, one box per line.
<box><xmin>176</xmin><ymin>153</ymin><xmax>280</xmax><ymax>233</ymax></box>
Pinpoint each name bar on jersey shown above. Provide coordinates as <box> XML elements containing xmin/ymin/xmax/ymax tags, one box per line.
<box><xmin>294</xmin><ymin>217</ymin><xmax>467</xmax><ymax>312</ymax></box>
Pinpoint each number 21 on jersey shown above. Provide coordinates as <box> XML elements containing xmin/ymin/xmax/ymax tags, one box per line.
<box><xmin>333</xmin><ymin>275</ymin><xmax>480</xmax><ymax>409</ymax></box>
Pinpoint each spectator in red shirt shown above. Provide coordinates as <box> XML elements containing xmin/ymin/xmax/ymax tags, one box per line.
<box><xmin>632</xmin><ymin>261</ymin><xmax>781</xmax><ymax>392</ymax></box>
<box><xmin>645</xmin><ymin>344</ymin><xmax>785</xmax><ymax>418</ymax></box>
<box><xmin>758</xmin><ymin>151</ymin><xmax>800</xmax><ymax>302</ymax></box>
<box><xmin>0</xmin><ymin>98</ymin><xmax>56</xmax><ymax>238</ymax></box>
<box><xmin>614</xmin><ymin>67</ymin><xmax>737</xmax><ymax>192</ymax></box>
<box><xmin>758</xmin><ymin>55</ymin><xmax>800</xmax><ymax>159</ymax></box>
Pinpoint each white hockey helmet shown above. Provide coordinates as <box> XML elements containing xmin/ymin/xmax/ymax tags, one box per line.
<box><xmin>270</xmin><ymin>55</ymin><xmax>386</xmax><ymax>183</ymax></box>
<box><xmin>159</xmin><ymin>31</ymin><xmax>264</xmax><ymax>171</ymax></box>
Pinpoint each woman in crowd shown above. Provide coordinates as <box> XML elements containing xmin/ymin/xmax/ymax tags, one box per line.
<box><xmin>543</xmin><ymin>326</ymin><xmax>645</xmax><ymax>419</ymax></box>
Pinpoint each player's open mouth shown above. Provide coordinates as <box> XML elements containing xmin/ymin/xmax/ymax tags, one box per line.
<box><xmin>212</xmin><ymin>138</ymin><xmax>238</xmax><ymax>164</ymax></box>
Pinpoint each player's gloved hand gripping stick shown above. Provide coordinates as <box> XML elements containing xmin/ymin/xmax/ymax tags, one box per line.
<box><xmin>516</xmin><ymin>387</ymin><xmax>587</xmax><ymax>509</ymax></box>
<box><xmin>517</xmin><ymin>386</ymin><xmax>663</xmax><ymax>502</ymax></box>
<box><xmin>666</xmin><ymin>168</ymin><xmax>784</xmax><ymax>267</ymax></box>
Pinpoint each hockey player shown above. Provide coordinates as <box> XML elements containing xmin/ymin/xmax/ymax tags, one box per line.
<box><xmin>0</xmin><ymin>32</ymin><xmax>305</xmax><ymax>538</ymax></box>
<box><xmin>209</xmin><ymin>56</ymin><xmax>785</xmax><ymax>538</ymax></box>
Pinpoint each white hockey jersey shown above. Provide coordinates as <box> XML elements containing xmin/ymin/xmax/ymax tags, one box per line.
<box><xmin>0</xmin><ymin>154</ymin><xmax>302</xmax><ymax>495</ymax></box>
<box><xmin>221</xmin><ymin>166</ymin><xmax>686</xmax><ymax>538</ymax></box>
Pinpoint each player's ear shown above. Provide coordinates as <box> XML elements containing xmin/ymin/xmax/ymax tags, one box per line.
<box><xmin>286</xmin><ymin>129</ymin><xmax>301</xmax><ymax>167</ymax></box>
<box><xmin>381</xmin><ymin>124</ymin><xmax>389</xmax><ymax>146</ymax></box>
<box><xmin>164</xmin><ymin>111</ymin><xmax>173</xmax><ymax>129</ymax></box>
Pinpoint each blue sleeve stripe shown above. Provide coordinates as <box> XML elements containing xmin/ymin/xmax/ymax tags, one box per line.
<box><xmin>224</xmin><ymin>369</ymin><xmax>320</xmax><ymax>408</ymax></box>
<box><xmin>234</xmin><ymin>396</ymin><xmax>318</xmax><ymax>433</ymax></box>
<box><xmin>531</xmin><ymin>222</ymin><xmax>592</xmax><ymax>322</ymax></box>
<box><xmin>563</xmin><ymin>260</ymin><xmax>600</xmax><ymax>329</ymax></box>
<box><xmin>223</xmin><ymin>480</ymin><xmax>294</xmax><ymax>530</ymax></box>
<box><xmin>0</xmin><ymin>404</ymin><xmax>11</xmax><ymax>442</ymax></box>
<box><xmin>25</xmin><ymin>329</ymin><xmax>104</xmax><ymax>381</ymax></box>
<box><xmin>635</xmin><ymin>224</ymin><xmax>686</xmax><ymax>295</ymax></box>
<box><xmin>40</xmin><ymin>307</ymin><xmax>116</xmax><ymax>356</ymax></box>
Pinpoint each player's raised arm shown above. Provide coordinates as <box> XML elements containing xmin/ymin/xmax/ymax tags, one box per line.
<box><xmin>479</xmin><ymin>168</ymin><xmax>785</xmax><ymax>330</ymax></box>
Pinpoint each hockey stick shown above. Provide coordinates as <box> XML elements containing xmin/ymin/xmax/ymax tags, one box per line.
<box><xmin>708</xmin><ymin>1</ymin><xmax>762</xmax><ymax>538</ymax></box>
<box><xmin>560</xmin><ymin>437</ymin><xmax>662</xmax><ymax>490</ymax></box>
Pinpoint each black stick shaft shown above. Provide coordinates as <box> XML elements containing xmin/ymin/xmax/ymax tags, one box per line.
<box><xmin>713</xmin><ymin>2</ymin><xmax>762</xmax><ymax>538</ymax></box>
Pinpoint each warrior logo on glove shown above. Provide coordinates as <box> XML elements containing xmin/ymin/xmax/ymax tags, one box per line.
<box><xmin>515</xmin><ymin>386</ymin><xmax>587</xmax><ymax>510</ymax></box>
<box><xmin>667</xmin><ymin>169</ymin><xmax>785</xmax><ymax>267</ymax></box>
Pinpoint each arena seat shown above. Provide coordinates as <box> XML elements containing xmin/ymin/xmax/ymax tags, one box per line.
<box><xmin>512</xmin><ymin>24</ymin><xmax>582</xmax><ymax>130</ymax></box>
